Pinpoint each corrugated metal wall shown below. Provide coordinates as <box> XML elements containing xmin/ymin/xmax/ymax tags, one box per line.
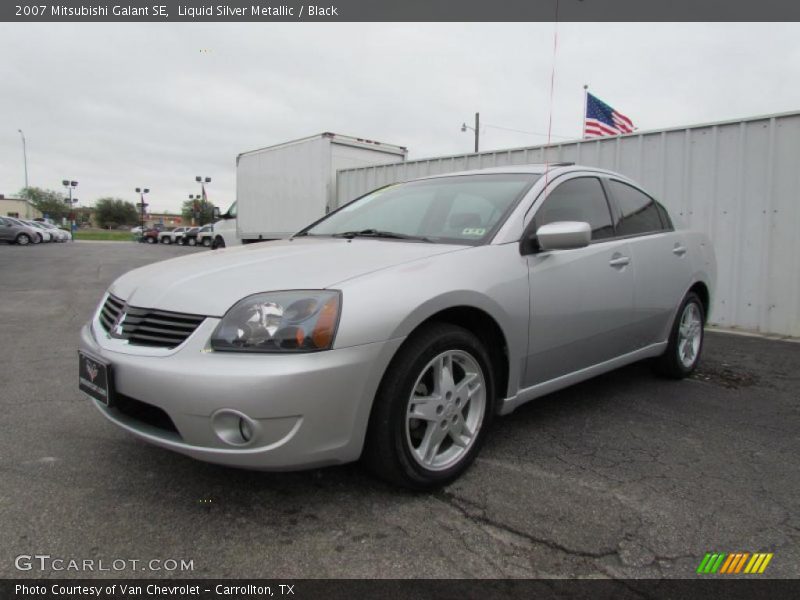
<box><xmin>336</xmin><ymin>111</ymin><xmax>800</xmax><ymax>337</ymax></box>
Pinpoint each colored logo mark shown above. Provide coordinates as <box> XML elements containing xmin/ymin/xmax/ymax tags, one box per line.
<box><xmin>697</xmin><ymin>552</ymin><xmax>773</xmax><ymax>574</ymax></box>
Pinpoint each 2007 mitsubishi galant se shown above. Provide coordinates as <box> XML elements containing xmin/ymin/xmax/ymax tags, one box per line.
<box><xmin>79</xmin><ymin>165</ymin><xmax>716</xmax><ymax>489</ymax></box>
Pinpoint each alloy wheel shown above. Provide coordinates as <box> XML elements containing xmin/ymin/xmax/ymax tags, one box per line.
<box><xmin>678</xmin><ymin>302</ymin><xmax>703</xmax><ymax>368</ymax></box>
<box><xmin>405</xmin><ymin>350</ymin><xmax>486</xmax><ymax>471</ymax></box>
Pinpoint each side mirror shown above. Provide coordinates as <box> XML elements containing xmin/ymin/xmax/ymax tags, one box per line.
<box><xmin>212</xmin><ymin>207</ymin><xmax>221</xmax><ymax>220</ymax></box>
<box><xmin>536</xmin><ymin>221</ymin><xmax>591</xmax><ymax>251</ymax></box>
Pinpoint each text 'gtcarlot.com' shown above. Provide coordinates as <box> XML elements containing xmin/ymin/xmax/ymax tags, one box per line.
<box><xmin>14</xmin><ymin>554</ymin><xmax>194</xmax><ymax>572</ymax></box>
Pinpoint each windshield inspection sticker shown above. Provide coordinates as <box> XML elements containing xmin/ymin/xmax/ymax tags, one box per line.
<box><xmin>462</xmin><ymin>227</ymin><xmax>486</xmax><ymax>236</ymax></box>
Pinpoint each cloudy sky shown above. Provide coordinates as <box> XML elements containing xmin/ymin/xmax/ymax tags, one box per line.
<box><xmin>1</xmin><ymin>22</ymin><xmax>799</xmax><ymax>213</ymax></box>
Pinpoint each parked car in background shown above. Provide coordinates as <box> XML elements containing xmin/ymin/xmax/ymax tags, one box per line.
<box><xmin>42</xmin><ymin>222</ymin><xmax>70</xmax><ymax>242</ymax></box>
<box><xmin>0</xmin><ymin>216</ymin><xmax>40</xmax><ymax>245</ymax></box>
<box><xmin>180</xmin><ymin>226</ymin><xmax>205</xmax><ymax>246</ymax></box>
<box><xmin>79</xmin><ymin>165</ymin><xmax>715</xmax><ymax>489</ymax></box>
<box><xmin>160</xmin><ymin>226</ymin><xmax>188</xmax><ymax>244</ymax></box>
<box><xmin>131</xmin><ymin>226</ymin><xmax>143</xmax><ymax>235</ymax></box>
<box><xmin>4</xmin><ymin>217</ymin><xmax>43</xmax><ymax>244</ymax></box>
<box><xmin>21</xmin><ymin>220</ymin><xmax>54</xmax><ymax>243</ymax></box>
<box><xmin>140</xmin><ymin>228</ymin><xmax>160</xmax><ymax>244</ymax></box>
<box><xmin>195</xmin><ymin>225</ymin><xmax>215</xmax><ymax>247</ymax></box>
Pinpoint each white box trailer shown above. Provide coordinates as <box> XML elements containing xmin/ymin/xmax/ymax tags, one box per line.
<box><xmin>236</xmin><ymin>133</ymin><xmax>407</xmax><ymax>242</ymax></box>
<box><xmin>335</xmin><ymin>111</ymin><xmax>800</xmax><ymax>338</ymax></box>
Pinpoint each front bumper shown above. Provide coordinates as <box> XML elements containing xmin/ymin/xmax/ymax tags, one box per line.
<box><xmin>79</xmin><ymin>314</ymin><xmax>403</xmax><ymax>470</ymax></box>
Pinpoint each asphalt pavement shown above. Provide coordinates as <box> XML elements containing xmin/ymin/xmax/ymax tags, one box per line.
<box><xmin>0</xmin><ymin>241</ymin><xmax>798</xmax><ymax>579</ymax></box>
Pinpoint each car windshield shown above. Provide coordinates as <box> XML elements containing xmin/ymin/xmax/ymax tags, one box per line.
<box><xmin>300</xmin><ymin>173</ymin><xmax>539</xmax><ymax>245</ymax></box>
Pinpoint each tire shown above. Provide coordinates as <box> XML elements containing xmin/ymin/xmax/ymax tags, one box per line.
<box><xmin>146</xmin><ymin>236</ymin><xmax>155</xmax><ymax>244</ymax></box>
<box><xmin>188</xmin><ymin>238</ymin><xmax>196</xmax><ymax>246</ymax></box>
<box><xmin>33</xmin><ymin>233</ymin><xmax>41</xmax><ymax>244</ymax></box>
<box><xmin>363</xmin><ymin>322</ymin><xmax>495</xmax><ymax>490</ymax></box>
<box><xmin>16</xmin><ymin>233</ymin><xmax>31</xmax><ymax>246</ymax></box>
<box><xmin>202</xmin><ymin>237</ymin><xmax>211</xmax><ymax>247</ymax></box>
<box><xmin>654</xmin><ymin>292</ymin><xmax>705</xmax><ymax>379</ymax></box>
<box><xmin>212</xmin><ymin>236</ymin><xmax>225</xmax><ymax>250</ymax></box>
<box><xmin>161</xmin><ymin>237</ymin><xmax>170</xmax><ymax>244</ymax></box>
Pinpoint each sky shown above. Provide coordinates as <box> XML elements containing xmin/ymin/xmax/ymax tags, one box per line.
<box><xmin>1</xmin><ymin>22</ymin><xmax>799</xmax><ymax>214</ymax></box>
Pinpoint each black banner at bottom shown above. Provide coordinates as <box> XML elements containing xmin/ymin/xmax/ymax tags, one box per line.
<box><xmin>2</xmin><ymin>579</ymin><xmax>799</xmax><ymax>600</ymax></box>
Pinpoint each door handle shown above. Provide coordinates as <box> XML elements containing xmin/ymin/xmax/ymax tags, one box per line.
<box><xmin>609</xmin><ymin>256</ymin><xmax>630</xmax><ymax>267</ymax></box>
<box><xmin>672</xmin><ymin>245</ymin><xmax>687</xmax><ymax>256</ymax></box>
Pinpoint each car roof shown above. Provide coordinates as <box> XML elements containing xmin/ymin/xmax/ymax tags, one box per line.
<box><xmin>410</xmin><ymin>163</ymin><xmax>628</xmax><ymax>182</ymax></box>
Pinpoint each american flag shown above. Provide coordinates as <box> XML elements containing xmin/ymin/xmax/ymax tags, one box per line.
<box><xmin>584</xmin><ymin>92</ymin><xmax>635</xmax><ymax>138</ymax></box>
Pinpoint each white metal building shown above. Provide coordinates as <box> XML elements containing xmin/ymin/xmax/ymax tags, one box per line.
<box><xmin>336</xmin><ymin>111</ymin><xmax>800</xmax><ymax>337</ymax></box>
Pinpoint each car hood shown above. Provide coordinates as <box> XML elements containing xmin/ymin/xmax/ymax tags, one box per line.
<box><xmin>110</xmin><ymin>237</ymin><xmax>467</xmax><ymax>316</ymax></box>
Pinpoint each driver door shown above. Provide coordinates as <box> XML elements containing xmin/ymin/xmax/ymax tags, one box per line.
<box><xmin>523</xmin><ymin>175</ymin><xmax>637</xmax><ymax>387</ymax></box>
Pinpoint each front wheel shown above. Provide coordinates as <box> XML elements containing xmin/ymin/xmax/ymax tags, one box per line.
<box><xmin>212</xmin><ymin>236</ymin><xmax>225</xmax><ymax>250</ymax></box>
<box><xmin>202</xmin><ymin>237</ymin><xmax>211</xmax><ymax>247</ymax></box>
<box><xmin>146</xmin><ymin>236</ymin><xmax>155</xmax><ymax>244</ymax></box>
<box><xmin>364</xmin><ymin>323</ymin><xmax>494</xmax><ymax>490</ymax></box>
<box><xmin>188</xmin><ymin>238</ymin><xmax>196</xmax><ymax>246</ymax></box>
<box><xmin>654</xmin><ymin>292</ymin><xmax>705</xmax><ymax>378</ymax></box>
<box><xmin>16</xmin><ymin>233</ymin><xmax>31</xmax><ymax>246</ymax></box>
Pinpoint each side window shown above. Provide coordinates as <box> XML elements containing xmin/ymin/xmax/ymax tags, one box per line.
<box><xmin>533</xmin><ymin>177</ymin><xmax>614</xmax><ymax>240</ymax></box>
<box><xmin>608</xmin><ymin>180</ymin><xmax>665</xmax><ymax>236</ymax></box>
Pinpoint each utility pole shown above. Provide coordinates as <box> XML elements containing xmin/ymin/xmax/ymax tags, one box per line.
<box><xmin>460</xmin><ymin>112</ymin><xmax>480</xmax><ymax>153</ymax></box>
<box><xmin>18</xmin><ymin>129</ymin><xmax>28</xmax><ymax>189</ymax></box>
<box><xmin>135</xmin><ymin>187</ymin><xmax>149</xmax><ymax>241</ymax></box>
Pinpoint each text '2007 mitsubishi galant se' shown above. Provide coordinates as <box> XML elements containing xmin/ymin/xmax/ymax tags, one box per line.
<box><xmin>79</xmin><ymin>165</ymin><xmax>716</xmax><ymax>489</ymax></box>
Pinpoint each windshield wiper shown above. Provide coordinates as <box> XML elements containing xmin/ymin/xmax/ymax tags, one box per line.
<box><xmin>331</xmin><ymin>229</ymin><xmax>433</xmax><ymax>242</ymax></box>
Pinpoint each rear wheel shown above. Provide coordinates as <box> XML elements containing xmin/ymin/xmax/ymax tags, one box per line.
<box><xmin>202</xmin><ymin>237</ymin><xmax>211</xmax><ymax>247</ymax></box>
<box><xmin>212</xmin><ymin>236</ymin><xmax>225</xmax><ymax>250</ymax></box>
<box><xmin>364</xmin><ymin>323</ymin><xmax>494</xmax><ymax>490</ymax></box>
<box><xmin>161</xmin><ymin>237</ymin><xmax>170</xmax><ymax>244</ymax></box>
<box><xmin>188</xmin><ymin>238</ymin><xmax>196</xmax><ymax>246</ymax></box>
<box><xmin>146</xmin><ymin>236</ymin><xmax>155</xmax><ymax>244</ymax></box>
<box><xmin>655</xmin><ymin>292</ymin><xmax>705</xmax><ymax>378</ymax></box>
<box><xmin>15</xmin><ymin>233</ymin><xmax>31</xmax><ymax>246</ymax></box>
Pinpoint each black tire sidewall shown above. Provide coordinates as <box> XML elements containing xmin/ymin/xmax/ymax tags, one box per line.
<box><xmin>17</xmin><ymin>234</ymin><xmax>30</xmax><ymax>245</ymax></box>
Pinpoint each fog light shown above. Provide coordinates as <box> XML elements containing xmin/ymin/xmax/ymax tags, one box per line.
<box><xmin>211</xmin><ymin>409</ymin><xmax>259</xmax><ymax>446</ymax></box>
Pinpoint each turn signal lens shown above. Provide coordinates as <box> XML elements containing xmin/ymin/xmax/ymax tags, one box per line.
<box><xmin>311</xmin><ymin>295</ymin><xmax>340</xmax><ymax>349</ymax></box>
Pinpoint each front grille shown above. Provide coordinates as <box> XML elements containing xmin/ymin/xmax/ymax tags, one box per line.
<box><xmin>99</xmin><ymin>294</ymin><xmax>205</xmax><ymax>349</ymax></box>
<box><xmin>113</xmin><ymin>393</ymin><xmax>181</xmax><ymax>437</ymax></box>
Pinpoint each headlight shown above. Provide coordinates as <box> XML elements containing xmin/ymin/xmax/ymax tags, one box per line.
<box><xmin>211</xmin><ymin>290</ymin><xmax>341</xmax><ymax>353</ymax></box>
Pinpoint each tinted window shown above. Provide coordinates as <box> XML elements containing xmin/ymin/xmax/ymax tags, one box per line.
<box><xmin>533</xmin><ymin>177</ymin><xmax>614</xmax><ymax>240</ymax></box>
<box><xmin>608</xmin><ymin>180</ymin><xmax>665</xmax><ymax>236</ymax></box>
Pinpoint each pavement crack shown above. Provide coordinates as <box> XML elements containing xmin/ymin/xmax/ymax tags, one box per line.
<box><xmin>435</xmin><ymin>490</ymin><xmax>618</xmax><ymax>561</ymax></box>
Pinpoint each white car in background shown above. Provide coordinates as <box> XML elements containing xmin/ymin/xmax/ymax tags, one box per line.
<box><xmin>195</xmin><ymin>225</ymin><xmax>215</xmax><ymax>247</ymax></box>
<box><xmin>158</xmin><ymin>226</ymin><xmax>188</xmax><ymax>244</ymax></box>
<box><xmin>22</xmin><ymin>220</ymin><xmax>53</xmax><ymax>242</ymax></box>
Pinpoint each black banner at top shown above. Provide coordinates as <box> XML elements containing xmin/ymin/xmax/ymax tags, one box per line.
<box><xmin>4</xmin><ymin>0</ymin><xmax>800</xmax><ymax>22</ymax></box>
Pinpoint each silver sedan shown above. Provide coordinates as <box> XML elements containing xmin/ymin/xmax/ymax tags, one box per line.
<box><xmin>79</xmin><ymin>165</ymin><xmax>715</xmax><ymax>489</ymax></box>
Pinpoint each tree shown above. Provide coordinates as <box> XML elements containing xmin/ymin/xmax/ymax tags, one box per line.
<box><xmin>181</xmin><ymin>198</ymin><xmax>215</xmax><ymax>226</ymax></box>
<box><xmin>18</xmin><ymin>187</ymin><xmax>69</xmax><ymax>221</ymax></box>
<box><xmin>94</xmin><ymin>197</ymin><xmax>139</xmax><ymax>229</ymax></box>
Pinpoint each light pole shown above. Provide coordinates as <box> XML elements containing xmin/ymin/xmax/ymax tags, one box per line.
<box><xmin>195</xmin><ymin>176</ymin><xmax>211</xmax><ymax>225</ymax></box>
<box><xmin>189</xmin><ymin>194</ymin><xmax>201</xmax><ymax>226</ymax></box>
<box><xmin>460</xmin><ymin>112</ymin><xmax>480</xmax><ymax>153</ymax></box>
<box><xmin>62</xmin><ymin>179</ymin><xmax>78</xmax><ymax>235</ymax></box>
<box><xmin>135</xmin><ymin>187</ymin><xmax>149</xmax><ymax>241</ymax></box>
<box><xmin>18</xmin><ymin>129</ymin><xmax>28</xmax><ymax>189</ymax></box>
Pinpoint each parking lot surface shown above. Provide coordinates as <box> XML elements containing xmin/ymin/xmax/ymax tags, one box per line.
<box><xmin>0</xmin><ymin>242</ymin><xmax>798</xmax><ymax>579</ymax></box>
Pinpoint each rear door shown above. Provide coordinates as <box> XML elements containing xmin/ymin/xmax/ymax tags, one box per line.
<box><xmin>523</xmin><ymin>174</ymin><xmax>638</xmax><ymax>387</ymax></box>
<box><xmin>604</xmin><ymin>179</ymin><xmax>691</xmax><ymax>347</ymax></box>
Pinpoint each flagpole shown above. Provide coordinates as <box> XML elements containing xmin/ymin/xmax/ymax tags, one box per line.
<box><xmin>581</xmin><ymin>84</ymin><xmax>588</xmax><ymax>139</ymax></box>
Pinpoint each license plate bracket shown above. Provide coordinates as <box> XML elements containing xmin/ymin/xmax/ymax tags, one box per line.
<box><xmin>78</xmin><ymin>351</ymin><xmax>114</xmax><ymax>406</ymax></box>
